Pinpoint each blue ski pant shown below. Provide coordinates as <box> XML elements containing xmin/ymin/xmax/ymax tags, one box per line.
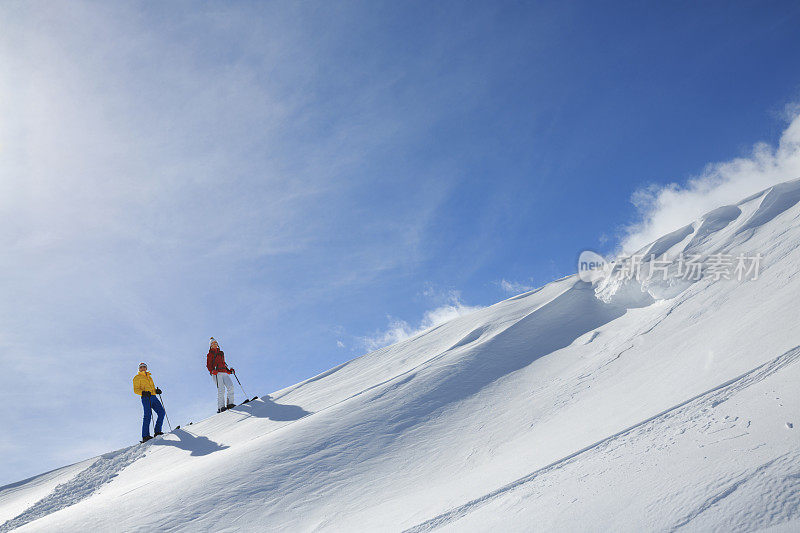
<box><xmin>141</xmin><ymin>394</ymin><xmax>165</xmax><ymax>439</ymax></box>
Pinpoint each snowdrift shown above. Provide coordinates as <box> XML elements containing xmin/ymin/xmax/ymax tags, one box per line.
<box><xmin>2</xmin><ymin>180</ymin><xmax>800</xmax><ymax>532</ymax></box>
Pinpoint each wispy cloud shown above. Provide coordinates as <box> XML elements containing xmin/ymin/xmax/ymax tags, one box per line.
<box><xmin>360</xmin><ymin>292</ymin><xmax>481</xmax><ymax>352</ymax></box>
<box><xmin>620</xmin><ymin>106</ymin><xmax>800</xmax><ymax>253</ymax></box>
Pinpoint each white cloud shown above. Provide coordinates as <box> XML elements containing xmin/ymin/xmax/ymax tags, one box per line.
<box><xmin>620</xmin><ymin>107</ymin><xmax>800</xmax><ymax>253</ymax></box>
<box><xmin>496</xmin><ymin>278</ymin><xmax>534</xmax><ymax>295</ymax></box>
<box><xmin>360</xmin><ymin>294</ymin><xmax>482</xmax><ymax>352</ymax></box>
<box><xmin>336</xmin><ymin>340</ymin><xmax>345</xmax><ymax>349</ymax></box>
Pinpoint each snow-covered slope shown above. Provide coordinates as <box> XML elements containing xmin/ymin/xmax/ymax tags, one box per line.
<box><xmin>3</xmin><ymin>180</ymin><xmax>800</xmax><ymax>532</ymax></box>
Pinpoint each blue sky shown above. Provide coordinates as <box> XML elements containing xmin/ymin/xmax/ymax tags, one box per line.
<box><xmin>2</xmin><ymin>1</ymin><xmax>800</xmax><ymax>485</ymax></box>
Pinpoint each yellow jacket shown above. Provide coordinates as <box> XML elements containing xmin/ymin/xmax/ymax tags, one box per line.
<box><xmin>133</xmin><ymin>371</ymin><xmax>156</xmax><ymax>396</ymax></box>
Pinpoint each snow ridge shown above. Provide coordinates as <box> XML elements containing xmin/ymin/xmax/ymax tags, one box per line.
<box><xmin>4</xmin><ymin>179</ymin><xmax>800</xmax><ymax>531</ymax></box>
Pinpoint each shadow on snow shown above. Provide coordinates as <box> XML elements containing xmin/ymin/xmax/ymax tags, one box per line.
<box><xmin>152</xmin><ymin>428</ymin><xmax>229</xmax><ymax>456</ymax></box>
<box><xmin>237</xmin><ymin>396</ymin><xmax>312</xmax><ymax>422</ymax></box>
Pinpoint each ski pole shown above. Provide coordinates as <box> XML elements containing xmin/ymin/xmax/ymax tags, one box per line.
<box><xmin>232</xmin><ymin>371</ymin><xmax>253</xmax><ymax>402</ymax></box>
<box><xmin>158</xmin><ymin>393</ymin><xmax>173</xmax><ymax>432</ymax></box>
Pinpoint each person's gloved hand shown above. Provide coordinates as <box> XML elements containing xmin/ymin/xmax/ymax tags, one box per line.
<box><xmin>229</xmin><ymin>368</ymin><xmax>235</xmax><ymax>374</ymax></box>
<box><xmin>155</xmin><ymin>388</ymin><xmax>162</xmax><ymax>395</ymax></box>
<box><xmin>142</xmin><ymin>391</ymin><xmax>151</xmax><ymax>397</ymax></box>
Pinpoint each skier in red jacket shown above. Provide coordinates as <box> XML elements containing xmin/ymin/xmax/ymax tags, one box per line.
<box><xmin>207</xmin><ymin>337</ymin><xmax>235</xmax><ymax>412</ymax></box>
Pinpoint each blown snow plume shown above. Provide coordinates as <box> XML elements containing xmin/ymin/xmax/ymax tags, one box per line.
<box><xmin>3</xmin><ymin>180</ymin><xmax>800</xmax><ymax>531</ymax></box>
<box><xmin>620</xmin><ymin>108</ymin><xmax>800</xmax><ymax>254</ymax></box>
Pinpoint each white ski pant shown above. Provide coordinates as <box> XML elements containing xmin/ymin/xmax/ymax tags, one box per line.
<box><xmin>213</xmin><ymin>373</ymin><xmax>235</xmax><ymax>409</ymax></box>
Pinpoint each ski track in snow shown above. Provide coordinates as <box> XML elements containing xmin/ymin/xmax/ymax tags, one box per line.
<box><xmin>668</xmin><ymin>452</ymin><xmax>800</xmax><ymax>531</ymax></box>
<box><xmin>0</xmin><ymin>445</ymin><xmax>147</xmax><ymax>532</ymax></box>
<box><xmin>404</xmin><ymin>345</ymin><xmax>800</xmax><ymax>533</ymax></box>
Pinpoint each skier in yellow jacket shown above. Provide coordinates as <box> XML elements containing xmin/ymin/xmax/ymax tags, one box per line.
<box><xmin>133</xmin><ymin>362</ymin><xmax>165</xmax><ymax>442</ymax></box>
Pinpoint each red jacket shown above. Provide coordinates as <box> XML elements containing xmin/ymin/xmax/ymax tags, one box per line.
<box><xmin>207</xmin><ymin>348</ymin><xmax>231</xmax><ymax>375</ymax></box>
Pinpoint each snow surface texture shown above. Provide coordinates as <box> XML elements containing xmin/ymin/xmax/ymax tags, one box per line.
<box><xmin>2</xmin><ymin>179</ymin><xmax>800</xmax><ymax>532</ymax></box>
